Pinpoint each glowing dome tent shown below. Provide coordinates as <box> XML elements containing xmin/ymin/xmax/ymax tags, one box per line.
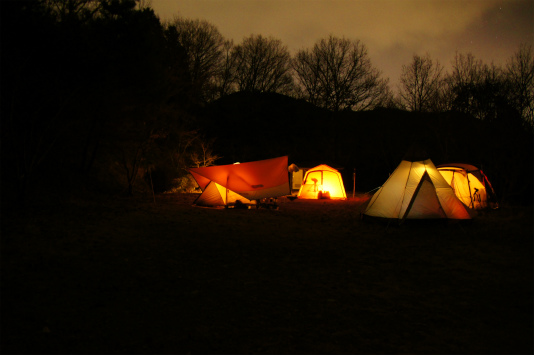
<box><xmin>363</xmin><ymin>149</ymin><xmax>471</xmax><ymax>222</ymax></box>
<box><xmin>189</xmin><ymin>156</ymin><xmax>290</xmax><ymax>207</ymax></box>
<box><xmin>437</xmin><ymin>163</ymin><xmax>498</xmax><ymax>210</ymax></box>
<box><xmin>297</xmin><ymin>164</ymin><xmax>346</xmax><ymax>199</ymax></box>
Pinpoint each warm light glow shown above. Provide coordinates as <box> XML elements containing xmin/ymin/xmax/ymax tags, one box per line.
<box><xmin>322</xmin><ymin>181</ymin><xmax>336</xmax><ymax>194</ymax></box>
<box><xmin>297</xmin><ymin>165</ymin><xmax>346</xmax><ymax>199</ymax></box>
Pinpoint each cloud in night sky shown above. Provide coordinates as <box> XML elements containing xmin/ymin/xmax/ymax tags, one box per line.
<box><xmin>150</xmin><ymin>0</ymin><xmax>533</xmax><ymax>88</ymax></box>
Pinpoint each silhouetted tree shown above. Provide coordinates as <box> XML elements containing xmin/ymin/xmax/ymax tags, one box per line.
<box><xmin>443</xmin><ymin>52</ymin><xmax>500</xmax><ymax>118</ymax></box>
<box><xmin>399</xmin><ymin>53</ymin><xmax>444</xmax><ymax>112</ymax></box>
<box><xmin>506</xmin><ymin>43</ymin><xmax>534</xmax><ymax>127</ymax></box>
<box><xmin>1</xmin><ymin>0</ymin><xmax>71</xmax><ymax>205</ymax></box>
<box><xmin>474</xmin><ymin>64</ymin><xmax>508</xmax><ymax>121</ymax></box>
<box><xmin>214</xmin><ymin>39</ymin><xmax>239</xmax><ymax>98</ymax></box>
<box><xmin>449</xmin><ymin>52</ymin><xmax>486</xmax><ymax>87</ymax></box>
<box><xmin>446</xmin><ymin>60</ymin><xmax>510</xmax><ymax>122</ymax></box>
<box><xmin>166</xmin><ymin>17</ymin><xmax>226</xmax><ymax>103</ymax></box>
<box><xmin>1</xmin><ymin>0</ymin><xmax>204</xmax><ymax>203</ymax></box>
<box><xmin>442</xmin><ymin>52</ymin><xmax>484</xmax><ymax>111</ymax></box>
<box><xmin>190</xmin><ymin>137</ymin><xmax>220</xmax><ymax>168</ymax></box>
<box><xmin>233</xmin><ymin>34</ymin><xmax>294</xmax><ymax>94</ymax></box>
<box><xmin>96</xmin><ymin>6</ymin><xmax>205</xmax><ymax>195</ymax></box>
<box><xmin>293</xmin><ymin>35</ymin><xmax>389</xmax><ymax>112</ymax></box>
<box><xmin>43</xmin><ymin>0</ymin><xmax>102</xmax><ymax>22</ymax></box>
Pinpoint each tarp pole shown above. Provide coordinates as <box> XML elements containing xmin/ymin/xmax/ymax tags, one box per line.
<box><xmin>225</xmin><ymin>175</ymin><xmax>229</xmax><ymax>208</ymax></box>
<box><xmin>353</xmin><ymin>168</ymin><xmax>356</xmax><ymax>198</ymax></box>
<box><xmin>149</xmin><ymin>167</ymin><xmax>156</xmax><ymax>205</ymax></box>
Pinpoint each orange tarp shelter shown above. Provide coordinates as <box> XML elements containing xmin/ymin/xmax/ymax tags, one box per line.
<box><xmin>189</xmin><ymin>156</ymin><xmax>290</xmax><ymax>207</ymax></box>
<box><xmin>297</xmin><ymin>164</ymin><xmax>347</xmax><ymax>199</ymax></box>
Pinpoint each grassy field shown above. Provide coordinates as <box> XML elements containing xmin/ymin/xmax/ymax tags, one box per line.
<box><xmin>1</xmin><ymin>193</ymin><xmax>532</xmax><ymax>354</ymax></box>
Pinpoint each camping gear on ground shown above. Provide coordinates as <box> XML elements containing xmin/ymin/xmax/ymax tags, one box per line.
<box><xmin>297</xmin><ymin>164</ymin><xmax>347</xmax><ymax>199</ymax></box>
<box><xmin>363</xmin><ymin>149</ymin><xmax>471</xmax><ymax>222</ymax></box>
<box><xmin>189</xmin><ymin>156</ymin><xmax>290</xmax><ymax>208</ymax></box>
<box><xmin>437</xmin><ymin>163</ymin><xmax>499</xmax><ymax>210</ymax></box>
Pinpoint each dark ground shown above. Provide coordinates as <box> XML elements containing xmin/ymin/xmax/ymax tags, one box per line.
<box><xmin>1</xmin><ymin>193</ymin><xmax>532</xmax><ymax>354</ymax></box>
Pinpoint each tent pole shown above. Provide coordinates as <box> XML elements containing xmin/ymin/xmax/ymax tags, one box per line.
<box><xmin>466</xmin><ymin>173</ymin><xmax>473</xmax><ymax>208</ymax></box>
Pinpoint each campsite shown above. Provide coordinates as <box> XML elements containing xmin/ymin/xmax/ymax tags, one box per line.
<box><xmin>1</xmin><ymin>191</ymin><xmax>532</xmax><ymax>354</ymax></box>
<box><xmin>1</xmin><ymin>3</ymin><xmax>533</xmax><ymax>353</ymax></box>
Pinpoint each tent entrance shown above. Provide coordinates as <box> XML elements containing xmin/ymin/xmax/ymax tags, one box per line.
<box><xmin>404</xmin><ymin>172</ymin><xmax>447</xmax><ymax>220</ymax></box>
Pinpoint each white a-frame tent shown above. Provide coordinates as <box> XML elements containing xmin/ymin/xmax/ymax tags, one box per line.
<box><xmin>363</xmin><ymin>149</ymin><xmax>471</xmax><ymax>222</ymax></box>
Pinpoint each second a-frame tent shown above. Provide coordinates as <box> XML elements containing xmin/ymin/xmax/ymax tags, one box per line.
<box><xmin>363</xmin><ymin>148</ymin><xmax>471</xmax><ymax>222</ymax></box>
<box><xmin>189</xmin><ymin>156</ymin><xmax>290</xmax><ymax>207</ymax></box>
<box><xmin>437</xmin><ymin>163</ymin><xmax>498</xmax><ymax>210</ymax></box>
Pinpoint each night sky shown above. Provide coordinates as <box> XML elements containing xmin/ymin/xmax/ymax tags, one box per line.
<box><xmin>150</xmin><ymin>0</ymin><xmax>534</xmax><ymax>88</ymax></box>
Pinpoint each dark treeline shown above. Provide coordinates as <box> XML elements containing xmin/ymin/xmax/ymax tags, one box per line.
<box><xmin>1</xmin><ymin>0</ymin><xmax>199</xmax><ymax>208</ymax></box>
<box><xmin>1</xmin><ymin>0</ymin><xmax>532</xmax><ymax>211</ymax></box>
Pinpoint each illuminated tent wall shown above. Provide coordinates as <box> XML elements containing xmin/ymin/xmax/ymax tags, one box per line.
<box><xmin>297</xmin><ymin>164</ymin><xmax>347</xmax><ymax>199</ymax></box>
<box><xmin>437</xmin><ymin>163</ymin><xmax>498</xmax><ymax>210</ymax></box>
<box><xmin>189</xmin><ymin>156</ymin><xmax>290</xmax><ymax>207</ymax></box>
<box><xmin>363</xmin><ymin>149</ymin><xmax>471</xmax><ymax>222</ymax></box>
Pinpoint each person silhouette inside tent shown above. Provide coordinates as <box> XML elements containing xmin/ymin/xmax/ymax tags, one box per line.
<box><xmin>311</xmin><ymin>178</ymin><xmax>318</xmax><ymax>192</ymax></box>
<box><xmin>473</xmin><ymin>187</ymin><xmax>481</xmax><ymax>208</ymax></box>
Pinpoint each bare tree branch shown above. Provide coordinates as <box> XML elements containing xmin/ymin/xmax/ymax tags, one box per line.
<box><xmin>293</xmin><ymin>35</ymin><xmax>390</xmax><ymax>112</ymax></box>
<box><xmin>399</xmin><ymin>53</ymin><xmax>443</xmax><ymax>112</ymax></box>
<box><xmin>233</xmin><ymin>34</ymin><xmax>294</xmax><ymax>94</ymax></box>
